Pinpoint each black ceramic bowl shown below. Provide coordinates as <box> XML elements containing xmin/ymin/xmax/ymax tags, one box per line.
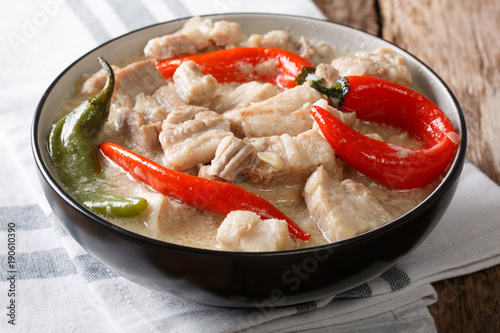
<box><xmin>32</xmin><ymin>13</ymin><xmax>466</xmax><ymax>308</ymax></box>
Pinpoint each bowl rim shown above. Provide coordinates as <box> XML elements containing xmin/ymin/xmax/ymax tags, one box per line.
<box><xmin>31</xmin><ymin>12</ymin><xmax>467</xmax><ymax>258</ymax></box>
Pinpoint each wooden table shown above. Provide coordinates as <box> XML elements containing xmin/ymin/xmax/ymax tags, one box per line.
<box><xmin>313</xmin><ymin>0</ymin><xmax>500</xmax><ymax>331</ymax></box>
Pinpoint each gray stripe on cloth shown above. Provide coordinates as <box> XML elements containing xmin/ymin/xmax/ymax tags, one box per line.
<box><xmin>0</xmin><ymin>248</ymin><xmax>77</xmax><ymax>281</ymax></box>
<box><xmin>0</xmin><ymin>205</ymin><xmax>51</xmax><ymax>230</ymax></box>
<box><xmin>380</xmin><ymin>266</ymin><xmax>411</xmax><ymax>291</ymax></box>
<box><xmin>107</xmin><ymin>0</ymin><xmax>157</xmax><ymax>31</ymax></box>
<box><xmin>334</xmin><ymin>283</ymin><xmax>372</xmax><ymax>298</ymax></box>
<box><xmin>296</xmin><ymin>301</ymin><xmax>317</xmax><ymax>314</ymax></box>
<box><xmin>66</xmin><ymin>0</ymin><xmax>112</xmax><ymax>43</ymax></box>
<box><xmin>74</xmin><ymin>253</ymin><xmax>119</xmax><ymax>281</ymax></box>
<box><xmin>163</xmin><ymin>0</ymin><xmax>191</xmax><ymax>18</ymax></box>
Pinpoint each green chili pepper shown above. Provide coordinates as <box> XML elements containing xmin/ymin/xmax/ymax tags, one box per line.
<box><xmin>48</xmin><ymin>57</ymin><xmax>147</xmax><ymax>218</ymax></box>
<box><xmin>82</xmin><ymin>194</ymin><xmax>148</xmax><ymax>218</ymax></box>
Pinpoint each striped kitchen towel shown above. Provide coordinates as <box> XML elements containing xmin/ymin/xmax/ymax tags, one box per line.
<box><xmin>1</xmin><ymin>1</ymin><xmax>500</xmax><ymax>332</ymax></box>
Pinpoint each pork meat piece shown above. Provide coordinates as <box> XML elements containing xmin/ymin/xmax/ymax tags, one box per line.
<box><xmin>216</xmin><ymin>211</ymin><xmax>289</xmax><ymax>252</ymax></box>
<box><xmin>173</xmin><ymin>60</ymin><xmax>218</xmax><ymax>107</ymax></box>
<box><xmin>144</xmin><ymin>17</ymin><xmax>243</xmax><ymax>60</ymax></box>
<box><xmin>314</xmin><ymin>63</ymin><xmax>341</xmax><ymax>87</ymax></box>
<box><xmin>247</xmin><ymin>30</ymin><xmax>301</xmax><ymax>53</ymax></box>
<box><xmin>245</xmin><ymin>129</ymin><xmax>343</xmax><ymax>185</ymax></box>
<box><xmin>144</xmin><ymin>17</ymin><xmax>212</xmax><ymax>60</ymax></box>
<box><xmin>331</xmin><ymin>48</ymin><xmax>412</xmax><ymax>87</ymax></box>
<box><xmin>163</xmin><ymin>104</ymin><xmax>208</xmax><ymax>127</ymax></box>
<box><xmin>211</xmin><ymin>81</ymin><xmax>278</xmax><ymax>114</ymax></box>
<box><xmin>134</xmin><ymin>93</ymin><xmax>168</xmax><ymax>124</ymax></box>
<box><xmin>210</xmin><ymin>20</ymin><xmax>244</xmax><ymax>47</ymax></box>
<box><xmin>303</xmin><ymin>167</ymin><xmax>393</xmax><ymax>242</ymax></box>
<box><xmin>314</xmin><ymin>42</ymin><xmax>336</xmax><ymax>64</ymax></box>
<box><xmin>223</xmin><ymin>84</ymin><xmax>323</xmax><ymax>138</ymax></box>
<box><xmin>201</xmin><ymin>136</ymin><xmax>257</xmax><ymax>182</ymax></box>
<box><xmin>80</xmin><ymin>64</ymin><xmax>121</xmax><ymax>95</ymax></box>
<box><xmin>159</xmin><ymin>109</ymin><xmax>231</xmax><ymax>171</ymax></box>
<box><xmin>114</xmin><ymin>108</ymin><xmax>162</xmax><ymax>156</ymax></box>
<box><xmin>138</xmin><ymin>189</ymin><xmax>219</xmax><ymax>240</ymax></box>
<box><xmin>112</xmin><ymin>60</ymin><xmax>167</xmax><ymax>109</ymax></box>
<box><xmin>152</xmin><ymin>84</ymin><xmax>185</xmax><ymax>112</ymax></box>
<box><xmin>299</xmin><ymin>36</ymin><xmax>316</xmax><ymax>63</ymax></box>
<box><xmin>247</xmin><ymin>30</ymin><xmax>316</xmax><ymax>62</ymax></box>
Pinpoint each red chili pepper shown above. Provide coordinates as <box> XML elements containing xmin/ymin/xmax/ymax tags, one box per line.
<box><xmin>156</xmin><ymin>47</ymin><xmax>313</xmax><ymax>89</ymax></box>
<box><xmin>99</xmin><ymin>142</ymin><xmax>310</xmax><ymax>241</ymax></box>
<box><xmin>310</xmin><ymin>76</ymin><xmax>460</xmax><ymax>189</ymax></box>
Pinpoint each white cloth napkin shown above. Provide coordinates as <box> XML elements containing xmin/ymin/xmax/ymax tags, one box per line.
<box><xmin>1</xmin><ymin>1</ymin><xmax>499</xmax><ymax>332</ymax></box>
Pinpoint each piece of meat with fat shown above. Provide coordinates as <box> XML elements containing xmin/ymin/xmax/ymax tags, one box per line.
<box><xmin>134</xmin><ymin>93</ymin><xmax>168</xmax><ymax>124</ymax></box>
<box><xmin>173</xmin><ymin>60</ymin><xmax>218</xmax><ymax>107</ymax></box>
<box><xmin>245</xmin><ymin>129</ymin><xmax>343</xmax><ymax>185</ymax></box>
<box><xmin>331</xmin><ymin>48</ymin><xmax>412</xmax><ymax>87</ymax></box>
<box><xmin>223</xmin><ymin>83</ymin><xmax>323</xmax><ymax>138</ymax></box>
<box><xmin>159</xmin><ymin>108</ymin><xmax>231</xmax><ymax>171</ymax></box>
<box><xmin>303</xmin><ymin>167</ymin><xmax>393</xmax><ymax>242</ymax></box>
<box><xmin>80</xmin><ymin>64</ymin><xmax>121</xmax><ymax>95</ymax></box>
<box><xmin>112</xmin><ymin>60</ymin><xmax>167</xmax><ymax>109</ymax></box>
<box><xmin>314</xmin><ymin>42</ymin><xmax>336</xmax><ymax>64</ymax></box>
<box><xmin>152</xmin><ymin>84</ymin><xmax>185</xmax><ymax>113</ymax></box>
<box><xmin>200</xmin><ymin>136</ymin><xmax>257</xmax><ymax>182</ymax></box>
<box><xmin>210</xmin><ymin>20</ymin><xmax>244</xmax><ymax>46</ymax></box>
<box><xmin>144</xmin><ymin>17</ymin><xmax>212</xmax><ymax>60</ymax></box>
<box><xmin>216</xmin><ymin>211</ymin><xmax>289</xmax><ymax>252</ymax></box>
<box><xmin>163</xmin><ymin>104</ymin><xmax>208</xmax><ymax>126</ymax></box>
<box><xmin>314</xmin><ymin>63</ymin><xmax>341</xmax><ymax>87</ymax></box>
<box><xmin>247</xmin><ymin>30</ymin><xmax>301</xmax><ymax>52</ymax></box>
<box><xmin>114</xmin><ymin>108</ymin><xmax>162</xmax><ymax>156</ymax></box>
<box><xmin>139</xmin><ymin>189</ymin><xmax>218</xmax><ymax>238</ymax></box>
<box><xmin>144</xmin><ymin>17</ymin><xmax>243</xmax><ymax>60</ymax></box>
<box><xmin>246</xmin><ymin>30</ymin><xmax>317</xmax><ymax>62</ymax></box>
<box><xmin>211</xmin><ymin>81</ymin><xmax>278</xmax><ymax>114</ymax></box>
<box><xmin>298</xmin><ymin>36</ymin><xmax>316</xmax><ymax>63</ymax></box>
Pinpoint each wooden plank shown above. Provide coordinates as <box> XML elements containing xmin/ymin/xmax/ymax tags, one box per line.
<box><xmin>312</xmin><ymin>0</ymin><xmax>379</xmax><ymax>35</ymax></box>
<box><xmin>430</xmin><ymin>265</ymin><xmax>500</xmax><ymax>332</ymax></box>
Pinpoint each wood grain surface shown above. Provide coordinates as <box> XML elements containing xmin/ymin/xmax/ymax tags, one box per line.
<box><xmin>313</xmin><ymin>0</ymin><xmax>500</xmax><ymax>331</ymax></box>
